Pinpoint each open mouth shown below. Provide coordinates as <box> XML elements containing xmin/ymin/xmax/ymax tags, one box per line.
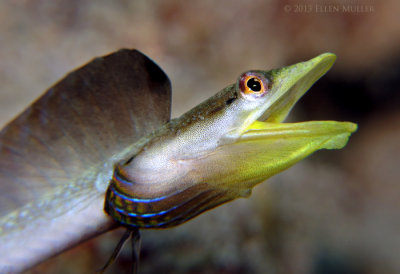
<box><xmin>240</xmin><ymin>53</ymin><xmax>357</xmax><ymax>143</ymax></box>
<box><xmin>201</xmin><ymin>53</ymin><xmax>357</xmax><ymax>192</ymax></box>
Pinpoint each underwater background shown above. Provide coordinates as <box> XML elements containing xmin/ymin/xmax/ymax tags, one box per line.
<box><xmin>1</xmin><ymin>1</ymin><xmax>399</xmax><ymax>273</ymax></box>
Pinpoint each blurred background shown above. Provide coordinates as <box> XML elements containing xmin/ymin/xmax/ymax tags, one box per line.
<box><xmin>1</xmin><ymin>0</ymin><xmax>399</xmax><ymax>273</ymax></box>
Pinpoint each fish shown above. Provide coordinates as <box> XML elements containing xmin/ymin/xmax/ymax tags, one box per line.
<box><xmin>0</xmin><ymin>49</ymin><xmax>357</xmax><ymax>273</ymax></box>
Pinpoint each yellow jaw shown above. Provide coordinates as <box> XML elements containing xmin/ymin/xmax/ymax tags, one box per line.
<box><xmin>188</xmin><ymin>53</ymin><xmax>357</xmax><ymax>195</ymax></box>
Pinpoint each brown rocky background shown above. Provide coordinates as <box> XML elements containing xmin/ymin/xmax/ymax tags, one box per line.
<box><xmin>1</xmin><ymin>0</ymin><xmax>400</xmax><ymax>273</ymax></box>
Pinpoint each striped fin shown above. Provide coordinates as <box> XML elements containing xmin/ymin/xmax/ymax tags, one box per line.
<box><xmin>105</xmin><ymin>165</ymin><xmax>232</xmax><ymax>228</ymax></box>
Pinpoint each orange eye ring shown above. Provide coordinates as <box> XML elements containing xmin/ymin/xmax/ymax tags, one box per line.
<box><xmin>238</xmin><ymin>72</ymin><xmax>269</xmax><ymax>98</ymax></box>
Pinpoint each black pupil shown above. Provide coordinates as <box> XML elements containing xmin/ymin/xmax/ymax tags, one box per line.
<box><xmin>247</xmin><ymin>78</ymin><xmax>262</xmax><ymax>92</ymax></box>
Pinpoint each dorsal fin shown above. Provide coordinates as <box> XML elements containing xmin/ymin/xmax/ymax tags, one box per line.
<box><xmin>0</xmin><ymin>49</ymin><xmax>171</xmax><ymax>272</ymax></box>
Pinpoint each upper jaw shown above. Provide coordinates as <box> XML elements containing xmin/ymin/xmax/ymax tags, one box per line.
<box><xmin>256</xmin><ymin>53</ymin><xmax>337</xmax><ymax>125</ymax></box>
<box><xmin>222</xmin><ymin>53</ymin><xmax>337</xmax><ymax>142</ymax></box>
<box><xmin>238</xmin><ymin>53</ymin><xmax>357</xmax><ymax>144</ymax></box>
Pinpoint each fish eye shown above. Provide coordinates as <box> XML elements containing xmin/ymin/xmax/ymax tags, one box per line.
<box><xmin>239</xmin><ymin>72</ymin><xmax>269</xmax><ymax>99</ymax></box>
<box><xmin>247</xmin><ymin>78</ymin><xmax>262</xmax><ymax>92</ymax></box>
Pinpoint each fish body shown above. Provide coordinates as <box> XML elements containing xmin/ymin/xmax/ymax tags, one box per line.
<box><xmin>0</xmin><ymin>50</ymin><xmax>356</xmax><ymax>272</ymax></box>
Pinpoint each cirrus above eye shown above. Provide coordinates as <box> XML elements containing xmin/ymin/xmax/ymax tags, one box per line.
<box><xmin>239</xmin><ymin>72</ymin><xmax>269</xmax><ymax>98</ymax></box>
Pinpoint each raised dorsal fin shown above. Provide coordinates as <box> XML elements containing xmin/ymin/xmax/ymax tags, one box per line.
<box><xmin>0</xmin><ymin>49</ymin><xmax>171</xmax><ymax>272</ymax></box>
